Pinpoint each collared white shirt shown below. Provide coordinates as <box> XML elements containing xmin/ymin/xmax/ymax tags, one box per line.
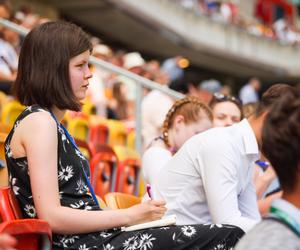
<box><xmin>153</xmin><ymin>119</ymin><xmax>261</xmax><ymax>232</ymax></box>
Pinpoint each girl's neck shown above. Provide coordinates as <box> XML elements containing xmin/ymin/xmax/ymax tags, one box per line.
<box><xmin>50</xmin><ymin>106</ymin><xmax>66</xmax><ymax>122</ymax></box>
<box><xmin>166</xmin><ymin>129</ymin><xmax>177</xmax><ymax>154</ymax></box>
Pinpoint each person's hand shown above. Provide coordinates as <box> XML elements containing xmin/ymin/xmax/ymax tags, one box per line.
<box><xmin>0</xmin><ymin>233</ymin><xmax>17</xmax><ymax>250</ymax></box>
<box><xmin>125</xmin><ymin>199</ymin><xmax>167</xmax><ymax>226</ymax></box>
<box><xmin>262</xmin><ymin>165</ymin><xmax>277</xmax><ymax>183</ymax></box>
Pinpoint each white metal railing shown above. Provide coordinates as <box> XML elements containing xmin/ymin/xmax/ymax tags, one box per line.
<box><xmin>0</xmin><ymin>18</ymin><xmax>184</xmax><ymax>154</ymax></box>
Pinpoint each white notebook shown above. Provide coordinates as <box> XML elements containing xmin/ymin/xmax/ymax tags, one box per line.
<box><xmin>121</xmin><ymin>214</ymin><xmax>176</xmax><ymax>232</ymax></box>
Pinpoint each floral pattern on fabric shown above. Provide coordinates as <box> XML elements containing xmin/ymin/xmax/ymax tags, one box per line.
<box><xmin>5</xmin><ymin>105</ymin><xmax>244</xmax><ymax>250</ymax></box>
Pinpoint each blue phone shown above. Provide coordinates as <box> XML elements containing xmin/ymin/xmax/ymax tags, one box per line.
<box><xmin>255</xmin><ymin>160</ymin><xmax>270</xmax><ymax>171</ymax></box>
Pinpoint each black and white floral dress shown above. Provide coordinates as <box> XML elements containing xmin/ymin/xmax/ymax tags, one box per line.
<box><xmin>5</xmin><ymin>105</ymin><xmax>244</xmax><ymax>250</ymax></box>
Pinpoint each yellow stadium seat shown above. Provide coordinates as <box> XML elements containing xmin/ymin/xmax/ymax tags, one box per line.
<box><xmin>67</xmin><ymin>117</ymin><xmax>89</xmax><ymax>142</ymax></box>
<box><xmin>0</xmin><ymin>123</ymin><xmax>12</xmax><ymax>134</ymax></box>
<box><xmin>0</xmin><ymin>132</ymin><xmax>8</xmax><ymax>186</ymax></box>
<box><xmin>1</xmin><ymin>101</ymin><xmax>25</xmax><ymax>126</ymax></box>
<box><xmin>107</xmin><ymin>120</ymin><xmax>127</xmax><ymax>147</ymax></box>
<box><xmin>127</xmin><ymin>130</ymin><xmax>135</xmax><ymax>150</ymax></box>
<box><xmin>82</xmin><ymin>100</ymin><xmax>96</xmax><ymax>116</ymax></box>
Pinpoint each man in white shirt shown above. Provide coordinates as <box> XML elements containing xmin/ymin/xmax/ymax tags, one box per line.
<box><xmin>239</xmin><ymin>77</ymin><xmax>261</xmax><ymax>105</ymax></box>
<box><xmin>154</xmin><ymin>84</ymin><xmax>293</xmax><ymax>233</ymax></box>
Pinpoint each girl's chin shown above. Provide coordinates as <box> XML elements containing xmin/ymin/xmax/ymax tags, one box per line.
<box><xmin>76</xmin><ymin>92</ymin><xmax>87</xmax><ymax>101</ymax></box>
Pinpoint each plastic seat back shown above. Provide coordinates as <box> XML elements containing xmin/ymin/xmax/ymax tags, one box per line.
<box><xmin>75</xmin><ymin>139</ymin><xmax>93</xmax><ymax>161</ymax></box>
<box><xmin>0</xmin><ymin>132</ymin><xmax>8</xmax><ymax>186</ymax></box>
<box><xmin>113</xmin><ymin>146</ymin><xmax>141</xmax><ymax>195</ymax></box>
<box><xmin>0</xmin><ymin>187</ymin><xmax>53</xmax><ymax>249</ymax></box>
<box><xmin>90</xmin><ymin>145</ymin><xmax>118</xmax><ymax>198</ymax></box>
<box><xmin>104</xmin><ymin>192</ymin><xmax>141</xmax><ymax>209</ymax></box>
<box><xmin>1</xmin><ymin>101</ymin><xmax>25</xmax><ymax>126</ymax></box>
<box><xmin>0</xmin><ymin>186</ymin><xmax>23</xmax><ymax>221</ymax></box>
<box><xmin>0</xmin><ymin>219</ymin><xmax>52</xmax><ymax>250</ymax></box>
<box><xmin>0</xmin><ymin>122</ymin><xmax>12</xmax><ymax>134</ymax></box>
<box><xmin>107</xmin><ymin>120</ymin><xmax>127</xmax><ymax>146</ymax></box>
<box><xmin>67</xmin><ymin>117</ymin><xmax>89</xmax><ymax>142</ymax></box>
<box><xmin>89</xmin><ymin>124</ymin><xmax>109</xmax><ymax>153</ymax></box>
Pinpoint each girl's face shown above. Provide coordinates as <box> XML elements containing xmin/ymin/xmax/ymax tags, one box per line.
<box><xmin>69</xmin><ymin>50</ymin><xmax>92</xmax><ymax>101</ymax></box>
<box><xmin>172</xmin><ymin>113</ymin><xmax>212</xmax><ymax>150</ymax></box>
<box><xmin>212</xmin><ymin>101</ymin><xmax>242</xmax><ymax>127</ymax></box>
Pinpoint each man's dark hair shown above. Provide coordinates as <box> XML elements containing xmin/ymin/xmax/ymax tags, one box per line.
<box><xmin>262</xmin><ymin>87</ymin><xmax>300</xmax><ymax>192</ymax></box>
<box><xmin>255</xmin><ymin>83</ymin><xmax>293</xmax><ymax>116</ymax></box>
<box><xmin>13</xmin><ymin>21</ymin><xmax>92</xmax><ymax>111</ymax></box>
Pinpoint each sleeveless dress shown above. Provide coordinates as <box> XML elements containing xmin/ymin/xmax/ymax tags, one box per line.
<box><xmin>5</xmin><ymin>105</ymin><xmax>244</xmax><ymax>250</ymax></box>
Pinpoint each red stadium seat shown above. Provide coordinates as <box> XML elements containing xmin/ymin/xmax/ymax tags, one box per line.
<box><xmin>0</xmin><ymin>186</ymin><xmax>52</xmax><ymax>250</ymax></box>
<box><xmin>90</xmin><ymin>145</ymin><xmax>118</xmax><ymax>199</ymax></box>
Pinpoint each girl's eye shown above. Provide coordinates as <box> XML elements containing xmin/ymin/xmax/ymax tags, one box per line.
<box><xmin>217</xmin><ymin>114</ymin><xmax>226</xmax><ymax>120</ymax></box>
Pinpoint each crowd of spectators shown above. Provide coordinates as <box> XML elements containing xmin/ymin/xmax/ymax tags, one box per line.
<box><xmin>173</xmin><ymin>0</ymin><xmax>300</xmax><ymax>45</ymax></box>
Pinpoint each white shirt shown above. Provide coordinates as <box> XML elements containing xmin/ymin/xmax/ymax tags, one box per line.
<box><xmin>87</xmin><ymin>67</ymin><xmax>106</xmax><ymax>117</ymax></box>
<box><xmin>142</xmin><ymin>146</ymin><xmax>172</xmax><ymax>185</ymax></box>
<box><xmin>0</xmin><ymin>39</ymin><xmax>18</xmax><ymax>77</ymax></box>
<box><xmin>142</xmin><ymin>90</ymin><xmax>174</xmax><ymax>149</ymax></box>
<box><xmin>239</xmin><ymin>84</ymin><xmax>259</xmax><ymax>104</ymax></box>
<box><xmin>154</xmin><ymin>119</ymin><xmax>261</xmax><ymax>232</ymax></box>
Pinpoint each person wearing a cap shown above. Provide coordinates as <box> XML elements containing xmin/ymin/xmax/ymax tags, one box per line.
<box><xmin>86</xmin><ymin>43</ymin><xmax>113</xmax><ymax>117</ymax></box>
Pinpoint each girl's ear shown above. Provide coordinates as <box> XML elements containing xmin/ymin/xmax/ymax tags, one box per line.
<box><xmin>173</xmin><ymin>115</ymin><xmax>185</xmax><ymax>130</ymax></box>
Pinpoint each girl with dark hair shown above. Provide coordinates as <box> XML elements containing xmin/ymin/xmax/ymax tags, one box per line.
<box><xmin>5</xmin><ymin>21</ymin><xmax>244</xmax><ymax>249</ymax></box>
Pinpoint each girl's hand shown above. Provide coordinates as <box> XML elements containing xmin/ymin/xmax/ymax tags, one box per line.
<box><xmin>125</xmin><ymin>199</ymin><xmax>167</xmax><ymax>226</ymax></box>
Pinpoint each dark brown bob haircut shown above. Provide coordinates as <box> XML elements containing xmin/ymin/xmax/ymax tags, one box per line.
<box><xmin>262</xmin><ymin>86</ymin><xmax>299</xmax><ymax>192</ymax></box>
<box><xmin>13</xmin><ymin>21</ymin><xmax>92</xmax><ymax>111</ymax></box>
<box><xmin>255</xmin><ymin>83</ymin><xmax>293</xmax><ymax>116</ymax></box>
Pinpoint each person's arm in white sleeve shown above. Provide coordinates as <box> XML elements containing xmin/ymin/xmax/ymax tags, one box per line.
<box><xmin>142</xmin><ymin>147</ymin><xmax>172</xmax><ymax>186</ymax></box>
<box><xmin>238</xmin><ymin>175</ymin><xmax>261</xmax><ymax>220</ymax></box>
<box><xmin>198</xmin><ymin>144</ymin><xmax>260</xmax><ymax>232</ymax></box>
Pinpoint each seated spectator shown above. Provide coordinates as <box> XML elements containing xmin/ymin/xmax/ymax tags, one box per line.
<box><xmin>235</xmin><ymin>85</ymin><xmax>300</xmax><ymax>249</ymax></box>
<box><xmin>0</xmin><ymin>2</ymin><xmax>18</xmax><ymax>94</ymax></box>
<box><xmin>198</xmin><ymin>79</ymin><xmax>222</xmax><ymax>104</ymax></box>
<box><xmin>242</xmin><ymin>102</ymin><xmax>258</xmax><ymax>119</ymax></box>
<box><xmin>239</xmin><ymin>77</ymin><xmax>261</xmax><ymax>105</ymax></box>
<box><xmin>0</xmin><ymin>0</ymin><xmax>11</xmax><ymax>20</ymax></box>
<box><xmin>209</xmin><ymin>93</ymin><xmax>243</xmax><ymax>127</ymax></box>
<box><xmin>86</xmin><ymin>44</ymin><xmax>112</xmax><ymax>117</ymax></box>
<box><xmin>142</xmin><ymin>72</ymin><xmax>174</xmax><ymax>149</ymax></box>
<box><xmin>142</xmin><ymin>96</ymin><xmax>212</xmax><ymax>187</ymax></box>
<box><xmin>6</xmin><ymin>20</ymin><xmax>244</xmax><ymax>250</ymax></box>
<box><xmin>106</xmin><ymin>81</ymin><xmax>129</xmax><ymax>120</ymax></box>
<box><xmin>161</xmin><ymin>56</ymin><xmax>185</xmax><ymax>83</ymax></box>
<box><xmin>153</xmin><ymin>84</ymin><xmax>293</xmax><ymax>233</ymax></box>
<box><xmin>118</xmin><ymin>51</ymin><xmax>145</xmax><ymax>101</ymax></box>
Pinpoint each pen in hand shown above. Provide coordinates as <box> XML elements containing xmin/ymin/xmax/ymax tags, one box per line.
<box><xmin>146</xmin><ymin>184</ymin><xmax>153</xmax><ymax>200</ymax></box>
